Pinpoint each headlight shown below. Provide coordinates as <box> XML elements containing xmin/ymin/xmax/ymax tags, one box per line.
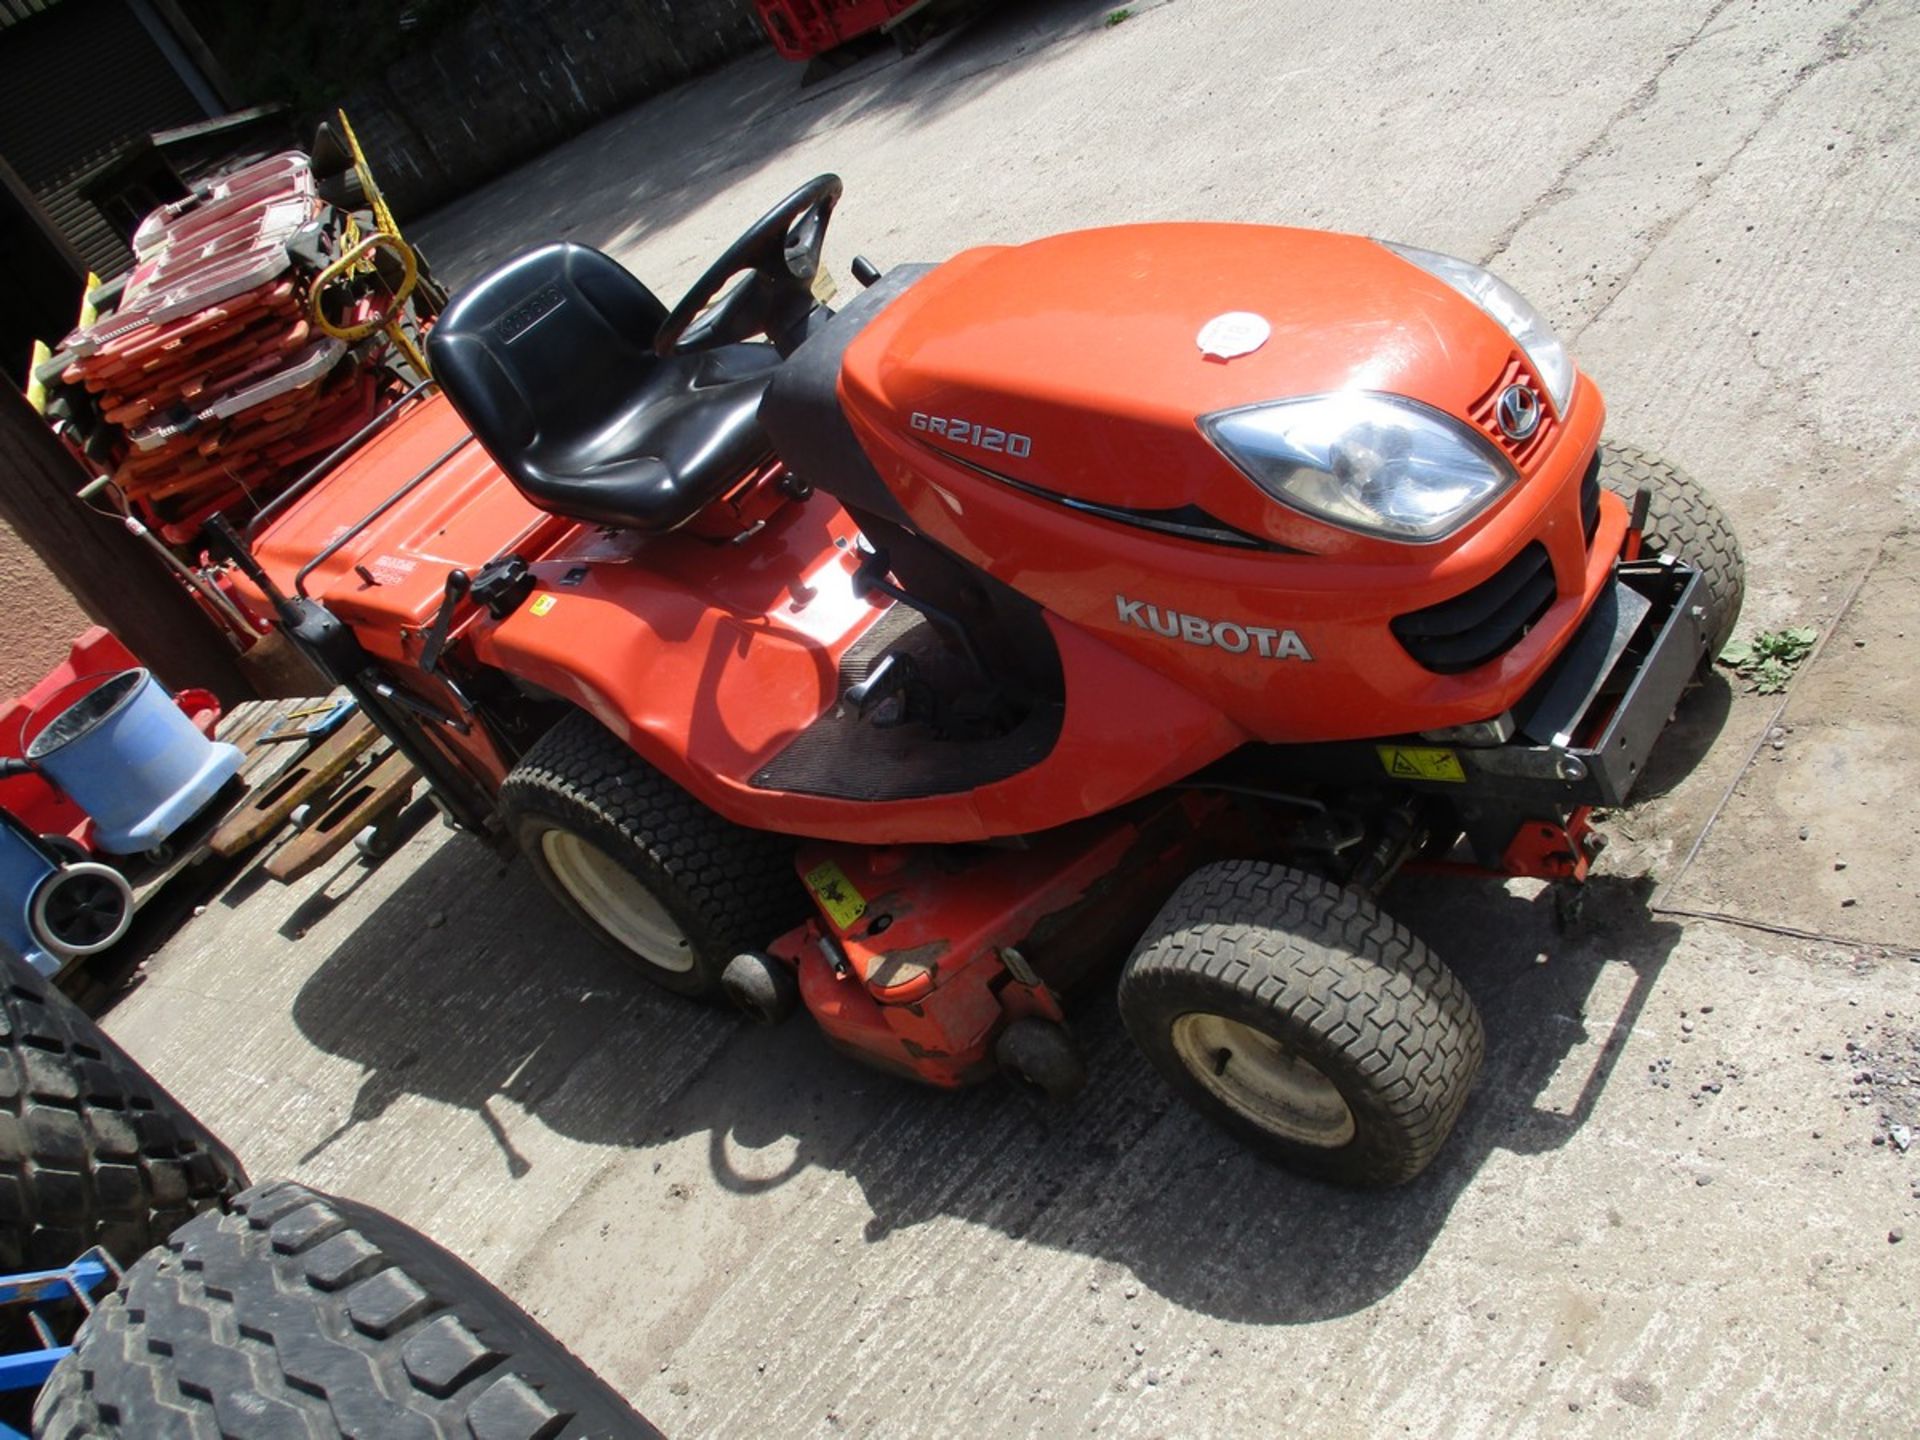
<box><xmin>1380</xmin><ymin>241</ymin><xmax>1575</xmax><ymax>415</ymax></box>
<box><xmin>1201</xmin><ymin>393</ymin><xmax>1518</xmax><ymax>543</ymax></box>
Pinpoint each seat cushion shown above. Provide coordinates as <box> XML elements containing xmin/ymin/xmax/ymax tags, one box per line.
<box><xmin>427</xmin><ymin>243</ymin><xmax>780</xmax><ymax>533</ymax></box>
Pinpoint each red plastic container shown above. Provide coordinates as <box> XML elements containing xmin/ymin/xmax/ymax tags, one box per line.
<box><xmin>753</xmin><ymin>0</ymin><xmax>925</xmax><ymax>60</ymax></box>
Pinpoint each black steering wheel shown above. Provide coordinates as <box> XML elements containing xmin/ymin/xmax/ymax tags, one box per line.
<box><xmin>654</xmin><ymin>174</ymin><xmax>844</xmax><ymax>358</ymax></box>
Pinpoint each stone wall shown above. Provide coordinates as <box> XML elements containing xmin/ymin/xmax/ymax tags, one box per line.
<box><xmin>341</xmin><ymin>0</ymin><xmax>765</xmax><ymax>218</ymax></box>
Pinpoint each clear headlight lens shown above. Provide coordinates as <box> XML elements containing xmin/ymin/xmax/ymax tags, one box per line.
<box><xmin>1201</xmin><ymin>393</ymin><xmax>1518</xmax><ymax>543</ymax></box>
<box><xmin>1380</xmin><ymin>241</ymin><xmax>1575</xmax><ymax>415</ymax></box>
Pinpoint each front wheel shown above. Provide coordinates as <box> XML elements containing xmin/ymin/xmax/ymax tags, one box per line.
<box><xmin>1119</xmin><ymin>861</ymin><xmax>1484</xmax><ymax>1186</ymax></box>
<box><xmin>498</xmin><ymin>712</ymin><xmax>804</xmax><ymax>998</ymax></box>
<box><xmin>1599</xmin><ymin>442</ymin><xmax>1745</xmax><ymax>657</ymax></box>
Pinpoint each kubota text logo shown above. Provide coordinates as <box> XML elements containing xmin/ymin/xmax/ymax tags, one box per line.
<box><xmin>1115</xmin><ymin>595</ymin><xmax>1313</xmax><ymax>660</ymax></box>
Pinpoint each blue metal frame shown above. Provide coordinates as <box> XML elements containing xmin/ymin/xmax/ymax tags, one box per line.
<box><xmin>0</xmin><ymin>811</ymin><xmax>62</xmax><ymax>977</ymax></box>
<box><xmin>0</xmin><ymin>1248</ymin><xmax>121</xmax><ymax>1434</ymax></box>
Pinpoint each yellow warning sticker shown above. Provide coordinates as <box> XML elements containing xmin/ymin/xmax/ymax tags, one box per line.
<box><xmin>1376</xmin><ymin>745</ymin><xmax>1467</xmax><ymax>783</ymax></box>
<box><xmin>803</xmin><ymin>859</ymin><xmax>868</xmax><ymax>930</ymax></box>
<box><xmin>529</xmin><ymin>594</ymin><xmax>557</xmax><ymax>617</ymax></box>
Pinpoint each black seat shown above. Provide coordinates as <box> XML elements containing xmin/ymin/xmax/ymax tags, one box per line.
<box><xmin>426</xmin><ymin>243</ymin><xmax>780</xmax><ymax>533</ymax></box>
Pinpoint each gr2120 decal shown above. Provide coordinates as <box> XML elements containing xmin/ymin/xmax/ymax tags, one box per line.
<box><xmin>910</xmin><ymin>412</ymin><xmax>1033</xmax><ymax>457</ymax></box>
<box><xmin>1115</xmin><ymin>595</ymin><xmax>1313</xmax><ymax>660</ymax></box>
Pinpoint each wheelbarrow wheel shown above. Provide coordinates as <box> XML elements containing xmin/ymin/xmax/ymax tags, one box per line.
<box><xmin>500</xmin><ymin>711</ymin><xmax>805</xmax><ymax>999</ymax></box>
<box><xmin>1599</xmin><ymin>442</ymin><xmax>1746</xmax><ymax>657</ymax></box>
<box><xmin>1119</xmin><ymin>861</ymin><xmax>1484</xmax><ymax>1187</ymax></box>
<box><xmin>35</xmin><ymin>1179</ymin><xmax>659</xmax><ymax>1439</ymax></box>
<box><xmin>30</xmin><ymin>861</ymin><xmax>133</xmax><ymax>957</ymax></box>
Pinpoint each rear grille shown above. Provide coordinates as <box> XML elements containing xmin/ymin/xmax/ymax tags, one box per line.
<box><xmin>1580</xmin><ymin>449</ymin><xmax>1601</xmax><ymax>542</ymax></box>
<box><xmin>1468</xmin><ymin>354</ymin><xmax>1556</xmax><ymax>473</ymax></box>
<box><xmin>1392</xmin><ymin>542</ymin><xmax>1556</xmax><ymax>673</ymax></box>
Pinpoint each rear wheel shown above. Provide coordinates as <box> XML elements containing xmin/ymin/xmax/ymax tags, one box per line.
<box><xmin>499</xmin><ymin>712</ymin><xmax>804</xmax><ymax>998</ymax></box>
<box><xmin>1119</xmin><ymin>861</ymin><xmax>1483</xmax><ymax>1186</ymax></box>
<box><xmin>1599</xmin><ymin>442</ymin><xmax>1745</xmax><ymax>656</ymax></box>
<box><xmin>35</xmin><ymin>1178</ymin><xmax>659</xmax><ymax>1438</ymax></box>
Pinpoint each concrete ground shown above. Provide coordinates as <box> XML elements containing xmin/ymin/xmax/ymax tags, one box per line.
<box><xmin>104</xmin><ymin>0</ymin><xmax>1919</xmax><ymax>1434</ymax></box>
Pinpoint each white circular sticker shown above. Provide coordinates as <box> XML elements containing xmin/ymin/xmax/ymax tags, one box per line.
<box><xmin>1197</xmin><ymin>311</ymin><xmax>1271</xmax><ymax>361</ymax></box>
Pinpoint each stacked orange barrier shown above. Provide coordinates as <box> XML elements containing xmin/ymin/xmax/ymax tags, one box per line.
<box><xmin>59</xmin><ymin>153</ymin><xmax>383</xmax><ymax>544</ymax></box>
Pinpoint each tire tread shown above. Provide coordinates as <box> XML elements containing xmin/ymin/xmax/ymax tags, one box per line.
<box><xmin>0</xmin><ymin>952</ymin><xmax>245</xmax><ymax>1271</ymax></box>
<box><xmin>1120</xmin><ymin>861</ymin><xmax>1483</xmax><ymax>1185</ymax></box>
<box><xmin>498</xmin><ymin>712</ymin><xmax>802</xmax><ymax>995</ymax></box>
<box><xmin>1598</xmin><ymin>442</ymin><xmax>1746</xmax><ymax>654</ymax></box>
<box><xmin>33</xmin><ymin>1178</ymin><xmax>656</xmax><ymax>1439</ymax></box>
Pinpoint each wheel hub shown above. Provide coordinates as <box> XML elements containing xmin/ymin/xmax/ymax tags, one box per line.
<box><xmin>43</xmin><ymin>874</ymin><xmax>124</xmax><ymax>948</ymax></box>
<box><xmin>1170</xmin><ymin>1012</ymin><xmax>1356</xmax><ymax>1148</ymax></box>
<box><xmin>538</xmin><ymin>830</ymin><xmax>693</xmax><ymax>972</ymax></box>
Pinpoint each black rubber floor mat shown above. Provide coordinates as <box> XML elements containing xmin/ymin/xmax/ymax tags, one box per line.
<box><xmin>752</xmin><ymin>606</ymin><xmax>1062</xmax><ymax>801</ymax></box>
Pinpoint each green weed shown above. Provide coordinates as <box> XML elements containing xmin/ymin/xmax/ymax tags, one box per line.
<box><xmin>1719</xmin><ymin>626</ymin><xmax>1818</xmax><ymax>694</ymax></box>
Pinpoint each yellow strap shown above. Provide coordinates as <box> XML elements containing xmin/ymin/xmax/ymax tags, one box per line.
<box><xmin>336</xmin><ymin>109</ymin><xmax>400</xmax><ymax>240</ymax></box>
<box><xmin>24</xmin><ymin>340</ymin><xmax>50</xmax><ymax>414</ymax></box>
<box><xmin>310</xmin><ymin>232</ymin><xmax>420</xmax><ymax>341</ymax></box>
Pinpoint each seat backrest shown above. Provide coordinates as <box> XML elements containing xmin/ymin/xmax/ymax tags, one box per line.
<box><xmin>426</xmin><ymin>243</ymin><xmax>668</xmax><ymax>475</ymax></box>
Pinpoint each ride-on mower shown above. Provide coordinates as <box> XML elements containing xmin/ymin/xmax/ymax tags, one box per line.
<box><xmin>219</xmin><ymin>176</ymin><xmax>1741</xmax><ymax>1185</ymax></box>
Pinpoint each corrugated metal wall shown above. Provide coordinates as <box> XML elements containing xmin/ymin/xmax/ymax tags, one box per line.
<box><xmin>0</xmin><ymin>0</ymin><xmax>210</xmax><ymax>276</ymax></box>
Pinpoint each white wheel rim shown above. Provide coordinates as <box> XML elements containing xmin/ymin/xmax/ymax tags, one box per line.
<box><xmin>1171</xmin><ymin>1012</ymin><xmax>1356</xmax><ymax>1148</ymax></box>
<box><xmin>539</xmin><ymin>830</ymin><xmax>693</xmax><ymax>972</ymax></box>
<box><xmin>30</xmin><ymin>862</ymin><xmax>134</xmax><ymax>958</ymax></box>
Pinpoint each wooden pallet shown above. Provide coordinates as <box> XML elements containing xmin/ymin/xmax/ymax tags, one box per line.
<box><xmin>209</xmin><ymin>710</ymin><xmax>379</xmax><ymax>857</ymax></box>
<box><xmin>264</xmin><ymin>746</ymin><xmax>419</xmax><ymax>883</ymax></box>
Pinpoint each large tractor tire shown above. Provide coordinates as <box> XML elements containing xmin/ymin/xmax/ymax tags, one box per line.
<box><xmin>498</xmin><ymin>711</ymin><xmax>804</xmax><ymax>998</ymax></box>
<box><xmin>1599</xmin><ymin>442</ymin><xmax>1746</xmax><ymax>657</ymax></box>
<box><xmin>0</xmin><ymin>951</ymin><xmax>245</xmax><ymax>1271</ymax></box>
<box><xmin>35</xmin><ymin>1178</ymin><xmax>659</xmax><ymax>1438</ymax></box>
<box><xmin>1119</xmin><ymin>861</ymin><xmax>1483</xmax><ymax>1187</ymax></box>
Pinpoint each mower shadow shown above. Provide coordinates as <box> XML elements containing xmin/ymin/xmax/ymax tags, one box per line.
<box><xmin>290</xmin><ymin>832</ymin><xmax>1681</xmax><ymax>1327</ymax></box>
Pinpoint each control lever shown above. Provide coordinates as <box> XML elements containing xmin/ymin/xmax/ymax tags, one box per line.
<box><xmin>850</xmin><ymin>255</ymin><xmax>882</xmax><ymax>288</ymax></box>
<box><xmin>419</xmin><ymin>569</ymin><xmax>471</xmax><ymax>675</ymax></box>
<box><xmin>846</xmin><ymin>652</ymin><xmax>915</xmax><ymax>726</ymax></box>
<box><xmin>850</xmin><ymin>544</ymin><xmax>988</xmax><ymax>681</ymax></box>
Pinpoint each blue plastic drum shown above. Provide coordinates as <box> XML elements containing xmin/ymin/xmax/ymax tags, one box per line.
<box><xmin>25</xmin><ymin>670</ymin><xmax>243</xmax><ymax>856</ymax></box>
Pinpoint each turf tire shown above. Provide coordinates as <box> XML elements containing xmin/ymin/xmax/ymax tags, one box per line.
<box><xmin>1119</xmin><ymin>861</ymin><xmax>1484</xmax><ymax>1187</ymax></box>
<box><xmin>1598</xmin><ymin>442</ymin><xmax>1745</xmax><ymax>656</ymax></box>
<box><xmin>0</xmin><ymin>950</ymin><xmax>246</xmax><ymax>1271</ymax></box>
<box><xmin>498</xmin><ymin>711</ymin><xmax>804</xmax><ymax>998</ymax></box>
<box><xmin>34</xmin><ymin>1178</ymin><xmax>658</xmax><ymax>1438</ymax></box>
